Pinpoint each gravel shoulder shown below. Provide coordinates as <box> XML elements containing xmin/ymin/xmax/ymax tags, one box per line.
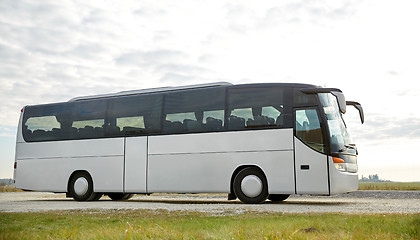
<box><xmin>0</xmin><ymin>191</ymin><xmax>419</xmax><ymax>214</ymax></box>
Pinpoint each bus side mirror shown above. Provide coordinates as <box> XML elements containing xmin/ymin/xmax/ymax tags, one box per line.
<box><xmin>331</xmin><ymin>91</ymin><xmax>346</xmax><ymax>114</ymax></box>
<box><xmin>346</xmin><ymin>101</ymin><xmax>364</xmax><ymax>124</ymax></box>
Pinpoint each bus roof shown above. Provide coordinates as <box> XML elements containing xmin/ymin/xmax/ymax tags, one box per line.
<box><xmin>69</xmin><ymin>82</ymin><xmax>233</xmax><ymax>102</ymax></box>
<box><xmin>68</xmin><ymin>82</ymin><xmax>319</xmax><ymax>102</ymax></box>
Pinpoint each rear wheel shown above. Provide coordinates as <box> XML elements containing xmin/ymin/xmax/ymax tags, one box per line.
<box><xmin>233</xmin><ymin>167</ymin><xmax>268</xmax><ymax>204</ymax></box>
<box><xmin>268</xmin><ymin>194</ymin><xmax>290</xmax><ymax>202</ymax></box>
<box><xmin>69</xmin><ymin>172</ymin><xmax>100</xmax><ymax>201</ymax></box>
<box><xmin>107</xmin><ymin>193</ymin><xmax>134</xmax><ymax>201</ymax></box>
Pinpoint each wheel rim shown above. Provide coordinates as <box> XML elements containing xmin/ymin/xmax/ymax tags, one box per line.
<box><xmin>74</xmin><ymin>177</ymin><xmax>89</xmax><ymax>196</ymax></box>
<box><xmin>240</xmin><ymin>175</ymin><xmax>263</xmax><ymax>198</ymax></box>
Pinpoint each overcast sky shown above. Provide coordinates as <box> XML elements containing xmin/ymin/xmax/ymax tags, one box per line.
<box><xmin>1</xmin><ymin>0</ymin><xmax>419</xmax><ymax>181</ymax></box>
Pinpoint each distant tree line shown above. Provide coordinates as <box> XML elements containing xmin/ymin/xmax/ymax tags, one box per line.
<box><xmin>359</xmin><ymin>174</ymin><xmax>391</xmax><ymax>182</ymax></box>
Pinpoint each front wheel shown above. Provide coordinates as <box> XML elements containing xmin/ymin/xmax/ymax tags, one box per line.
<box><xmin>233</xmin><ymin>167</ymin><xmax>268</xmax><ymax>204</ymax></box>
<box><xmin>69</xmin><ymin>172</ymin><xmax>100</xmax><ymax>201</ymax></box>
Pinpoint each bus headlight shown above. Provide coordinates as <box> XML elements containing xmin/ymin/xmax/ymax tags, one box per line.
<box><xmin>333</xmin><ymin>157</ymin><xmax>347</xmax><ymax>172</ymax></box>
<box><xmin>334</xmin><ymin>163</ymin><xmax>347</xmax><ymax>172</ymax></box>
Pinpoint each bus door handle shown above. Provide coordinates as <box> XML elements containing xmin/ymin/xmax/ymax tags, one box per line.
<box><xmin>300</xmin><ymin>165</ymin><xmax>310</xmax><ymax>170</ymax></box>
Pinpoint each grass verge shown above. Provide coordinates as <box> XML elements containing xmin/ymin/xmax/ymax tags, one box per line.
<box><xmin>0</xmin><ymin>186</ymin><xmax>23</xmax><ymax>192</ymax></box>
<box><xmin>358</xmin><ymin>182</ymin><xmax>420</xmax><ymax>191</ymax></box>
<box><xmin>0</xmin><ymin>210</ymin><xmax>419</xmax><ymax>239</ymax></box>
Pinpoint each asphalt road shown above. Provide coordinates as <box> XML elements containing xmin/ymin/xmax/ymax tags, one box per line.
<box><xmin>1</xmin><ymin>191</ymin><xmax>419</xmax><ymax>214</ymax></box>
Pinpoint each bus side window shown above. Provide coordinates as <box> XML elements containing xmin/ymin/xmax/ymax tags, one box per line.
<box><xmin>108</xmin><ymin>94</ymin><xmax>163</xmax><ymax>136</ymax></box>
<box><xmin>228</xmin><ymin>108</ymin><xmax>250</xmax><ymax>130</ymax></box>
<box><xmin>295</xmin><ymin>109</ymin><xmax>325</xmax><ymax>153</ymax></box>
<box><xmin>203</xmin><ymin>110</ymin><xmax>224</xmax><ymax>131</ymax></box>
<box><xmin>163</xmin><ymin>87</ymin><xmax>226</xmax><ymax>134</ymax></box>
<box><xmin>117</xmin><ymin>116</ymin><xmax>146</xmax><ymax>135</ymax></box>
<box><xmin>71</xmin><ymin>100</ymin><xmax>107</xmax><ymax>139</ymax></box>
<box><xmin>164</xmin><ymin>112</ymin><xmax>201</xmax><ymax>133</ymax></box>
<box><xmin>227</xmin><ymin>87</ymin><xmax>290</xmax><ymax>130</ymax></box>
<box><xmin>24</xmin><ymin>116</ymin><xmax>61</xmax><ymax>141</ymax></box>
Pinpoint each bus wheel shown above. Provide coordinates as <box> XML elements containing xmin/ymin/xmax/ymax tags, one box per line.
<box><xmin>69</xmin><ymin>172</ymin><xmax>99</xmax><ymax>201</ymax></box>
<box><xmin>107</xmin><ymin>193</ymin><xmax>134</xmax><ymax>201</ymax></box>
<box><xmin>268</xmin><ymin>194</ymin><xmax>290</xmax><ymax>202</ymax></box>
<box><xmin>233</xmin><ymin>167</ymin><xmax>268</xmax><ymax>204</ymax></box>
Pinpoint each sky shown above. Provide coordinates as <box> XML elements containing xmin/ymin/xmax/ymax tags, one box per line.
<box><xmin>0</xmin><ymin>0</ymin><xmax>419</xmax><ymax>182</ymax></box>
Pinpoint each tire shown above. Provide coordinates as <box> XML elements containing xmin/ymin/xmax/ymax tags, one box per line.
<box><xmin>69</xmin><ymin>172</ymin><xmax>99</xmax><ymax>201</ymax></box>
<box><xmin>107</xmin><ymin>193</ymin><xmax>134</xmax><ymax>201</ymax></box>
<box><xmin>233</xmin><ymin>167</ymin><xmax>269</xmax><ymax>204</ymax></box>
<box><xmin>268</xmin><ymin>194</ymin><xmax>290</xmax><ymax>202</ymax></box>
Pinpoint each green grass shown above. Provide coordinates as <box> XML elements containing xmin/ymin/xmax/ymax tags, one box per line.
<box><xmin>358</xmin><ymin>182</ymin><xmax>420</xmax><ymax>191</ymax></box>
<box><xmin>0</xmin><ymin>210</ymin><xmax>418</xmax><ymax>239</ymax></box>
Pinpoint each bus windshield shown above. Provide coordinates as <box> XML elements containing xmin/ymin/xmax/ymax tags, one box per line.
<box><xmin>318</xmin><ymin>93</ymin><xmax>355</xmax><ymax>155</ymax></box>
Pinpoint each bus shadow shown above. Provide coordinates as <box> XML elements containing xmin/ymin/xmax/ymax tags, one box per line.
<box><xmin>269</xmin><ymin>200</ymin><xmax>352</xmax><ymax>206</ymax></box>
<box><xmin>127</xmin><ymin>199</ymin><xmax>351</xmax><ymax>206</ymax></box>
<box><xmin>35</xmin><ymin>198</ymin><xmax>351</xmax><ymax>206</ymax></box>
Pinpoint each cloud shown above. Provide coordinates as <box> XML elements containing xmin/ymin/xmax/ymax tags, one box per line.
<box><xmin>387</xmin><ymin>71</ymin><xmax>400</xmax><ymax>75</ymax></box>
<box><xmin>394</xmin><ymin>89</ymin><xmax>420</xmax><ymax>97</ymax></box>
<box><xmin>223</xmin><ymin>4</ymin><xmax>258</xmax><ymax>35</ymax></box>
<box><xmin>221</xmin><ymin>0</ymin><xmax>364</xmax><ymax>35</ymax></box>
<box><xmin>377</xmin><ymin>118</ymin><xmax>420</xmax><ymax>139</ymax></box>
<box><xmin>115</xmin><ymin>50</ymin><xmax>188</xmax><ymax>67</ymax></box>
<box><xmin>260</xmin><ymin>0</ymin><xmax>363</xmax><ymax>28</ymax></box>
<box><xmin>133</xmin><ymin>6</ymin><xmax>167</xmax><ymax>16</ymax></box>
<box><xmin>155</xmin><ymin>64</ymin><xmax>210</xmax><ymax>75</ymax></box>
<box><xmin>152</xmin><ymin>31</ymin><xmax>173</xmax><ymax>42</ymax></box>
<box><xmin>64</xmin><ymin>43</ymin><xmax>108</xmax><ymax>61</ymax></box>
<box><xmin>159</xmin><ymin>73</ymin><xmax>194</xmax><ymax>85</ymax></box>
<box><xmin>349</xmin><ymin>114</ymin><xmax>420</xmax><ymax>143</ymax></box>
<box><xmin>0</xmin><ymin>126</ymin><xmax>16</xmax><ymax>137</ymax></box>
<box><xmin>0</xmin><ymin>43</ymin><xmax>29</xmax><ymax>64</ymax></box>
<box><xmin>0</xmin><ymin>2</ymin><xmax>84</xmax><ymax>54</ymax></box>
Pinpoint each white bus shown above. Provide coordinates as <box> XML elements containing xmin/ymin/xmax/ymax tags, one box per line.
<box><xmin>14</xmin><ymin>82</ymin><xmax>364</xmax><ymax>204</ymax></box>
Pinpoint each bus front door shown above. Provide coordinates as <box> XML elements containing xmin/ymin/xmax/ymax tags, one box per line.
<box><xmin>294</xmin><ymin>109</ymin><xmax>329</xmax><ymax>195</ymax></box>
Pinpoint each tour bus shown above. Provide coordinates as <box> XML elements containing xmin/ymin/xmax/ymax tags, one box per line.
<box><xmin>14</xmin><ymin>82</ymin><xmax>364</xmax><ymax>204</ymax></box>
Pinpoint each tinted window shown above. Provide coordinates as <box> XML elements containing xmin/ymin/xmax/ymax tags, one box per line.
<box><xmin>23</xmin><ymin>100</ymin><xmax>107</xmax><ymax>141</ymax></box>
<box><xmin>108</xmin><ymin>94</ymin><xmax>162</xmax><ymax>136</ymax></box>
<box><xmin>23</xmin><ymin>94</ymin><xmax>163</xmax><ymax>141</ymax></box>
<box><xmin>26</xmin><ymin>116</ymin><xmax>60</xmax><ymax>131</ymax></box>
<box><xmin>22</xmin><ymin>85</ymin><xmax>296</xmax><ymax>142</ymax></box>
<box><xmin>71</xmin><ymin>100</ymin><xmax>107</xmax><ymax>139</ymax></box>
<box><xmin>163</xmin><ymin>87</ymin><xmax>226</xmax><ymax>134</ymax></box>
<box><xmin>293</xmin><ymin>88</ymin><xmax>318</xmax><ymax>106</ymax></box>
<box><xmin>23</xmin><ymin>104</ymin><xmax>66</xmax><ymax>142</ymax></box>
<box><xmin>227</xmin><ymin>87</ymin><xmax>291</xmax><ymax>130</ymax></box>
